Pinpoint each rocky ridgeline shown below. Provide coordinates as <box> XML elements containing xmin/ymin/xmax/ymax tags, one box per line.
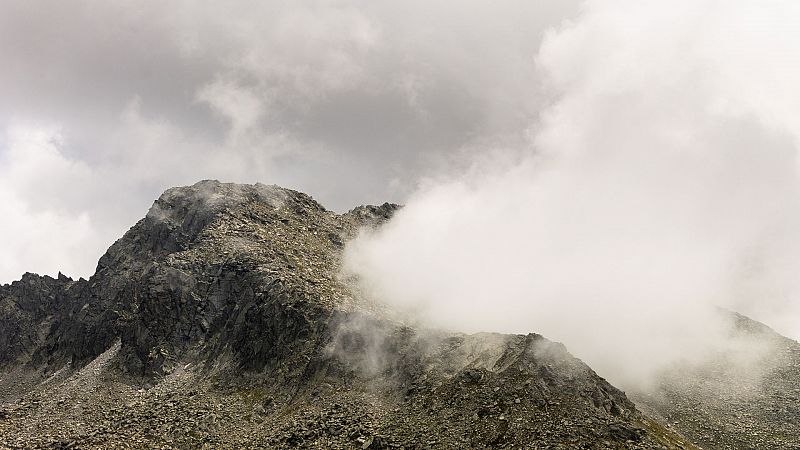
<box><xmin>0</xmin><ymin>180</ymin><xmax>794</xmax><ymax>449</ymax></box>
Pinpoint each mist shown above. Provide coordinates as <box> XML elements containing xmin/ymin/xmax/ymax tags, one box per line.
<box><xmin>344</xmin><ymin>0</ymin><xmax>800</xmax><ymax>389</ymax></box>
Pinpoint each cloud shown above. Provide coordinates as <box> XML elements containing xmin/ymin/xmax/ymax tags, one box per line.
<box><xmin>0</xmin><ymin>125</ymin><xmax>98</xmax><ymax>280</ymax></box>
<box><xmin>345</xmin><ymin>0</ymin><xmax>800</xmax><ymax>388</ymax></box>
<box><xmin>0</xmin><ymin>0</ymin><xmax>580</xmax><ymax>282</ymax></box>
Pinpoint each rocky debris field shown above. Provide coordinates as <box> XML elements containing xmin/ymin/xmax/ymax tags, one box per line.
<box><xmin>0</xmin><ymin>328</ymin><xmax>695</xmax><ymax>449</ymax></box>
<box><xmin>631</xmin><ymin>312</ymin><xmax>800</xmax><ymax>450</ymax></box>
<box><xmin>0</xmin><ymin>180</ymin><xmax>796</xmax><ymax>449</ymax></box>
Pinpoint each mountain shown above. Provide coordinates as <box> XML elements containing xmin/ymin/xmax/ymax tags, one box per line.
<box><xmin>0</xmin><ymin>180</ymin><xmax>796</xmax><ymax>449</ymax></box>
<box><xmin>630</xmin><ymin>312</ymin><xmax>800</xmax><ymax>449</ymax></box>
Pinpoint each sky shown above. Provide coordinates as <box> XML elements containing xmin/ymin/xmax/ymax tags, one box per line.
<box><xmin>0</xmin><ymin>0</ymin><xmax>580</xmax><ymax>282</ymax></box>
<box><xmin>2</xmin><ymin>1</ymin><xmax>800</xmax><ymax>381</ymax></box>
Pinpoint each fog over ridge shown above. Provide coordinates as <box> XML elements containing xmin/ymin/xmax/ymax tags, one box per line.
<box><xmin>344</xmin><ymin>0</ymin><xmax>800</xmax><ymax>388</ymax></box>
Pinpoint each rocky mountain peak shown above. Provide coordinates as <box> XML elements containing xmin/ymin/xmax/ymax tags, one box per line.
<box><xmin>145</xmin><ymin>180</ymin><xmax>310</xmax><ymax>232</ymax></box>
<box><xmin>0</xmin><ymin>182</ymin><xmax>796</xmax><ymax>449</ymax></box>
<box><xmin>95</xmin><ymin>181</ymin><xmax>320</xmax><ymax>273</ymax></box>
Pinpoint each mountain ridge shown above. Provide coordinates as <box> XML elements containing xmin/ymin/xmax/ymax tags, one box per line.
<box><xmin>0</xmin><ymin>180</ymin><xmax>796</xmax><ymax>449</ymax></box>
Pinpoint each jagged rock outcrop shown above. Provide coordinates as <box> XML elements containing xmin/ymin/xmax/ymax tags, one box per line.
<box><xmin>2</xmin><ymin>181</ymin><xmax>375</xmax><ymax>379</ymax></box>
<box><xmin>0</xmin><ymin>180</ymin><xmax>793</xmax><ymax>449</ymax></box>
<box><xmin>0</xmin><ymin>272</ymin><xmax>81</xmax><ymax>367</ymax></box>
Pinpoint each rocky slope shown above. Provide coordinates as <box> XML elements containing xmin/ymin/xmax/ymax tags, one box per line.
<box><xmin>631</xmin><ymin>312</ymin><xmax>800</xmax><ymax>450</ymax></box>
<box><xmin>0</xmin><ymin>180</ymin><xmax>794</xmax><ymax>449</ymax></box>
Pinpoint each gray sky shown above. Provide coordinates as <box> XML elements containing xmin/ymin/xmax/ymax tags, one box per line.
<box><xmin>0</xmin><ymin>0</ymin><xmax>580</xmax><ymax>282</ymax></box>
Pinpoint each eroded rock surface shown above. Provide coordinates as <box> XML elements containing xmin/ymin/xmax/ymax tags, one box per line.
<box><xmin>0</xmin><ymin>180</ymin><xmax>786</xmax><ymax>448</ymax></box>
<box><xmin>631</xmin><ymin>312</ymin><xmax>800</xmax><ymax>450</ymax></box>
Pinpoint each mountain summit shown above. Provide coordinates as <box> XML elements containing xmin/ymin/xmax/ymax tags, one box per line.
<box><xmin>0</xmin><ymin>181</ymin><xmax>797</xmax><ymax>449</ymax></box>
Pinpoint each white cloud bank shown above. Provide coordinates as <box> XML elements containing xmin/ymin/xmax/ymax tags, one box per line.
<box><xmin>345</xmin><ymin>0</ymin><xmax>800</xmax><ymax>387</ymax></box>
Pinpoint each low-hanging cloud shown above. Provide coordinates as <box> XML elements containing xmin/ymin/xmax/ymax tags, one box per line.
<box><xmin>345</xmin><ymin>0</ymin><xmax>800</xmax><ymax>389</ymax></box>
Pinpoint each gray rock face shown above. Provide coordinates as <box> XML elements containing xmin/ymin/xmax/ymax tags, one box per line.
<box><xmin>0</xmin><ymin>180</ymin><xmax>789</xmax><ymax>448</ymax></box>
<box><xmin>0</xmin><ymin>272</ymin><xmax>82</xmax><ymax>367</ymax></box>
<box><xmin>35</xmin><ymin>180</ymin><xmax>370</xmax><ymax>378</ymax></box>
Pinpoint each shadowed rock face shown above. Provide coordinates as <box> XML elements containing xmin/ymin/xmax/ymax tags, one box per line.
<box><xmin>23</xmin><ymin>180</ymin><xmax>380</xmax><ymax>378</ymax></box>
<box><xmin>0</xmin><ymin>180</ymin><xmax>784</xmax><ymax>448</ymax></box>
<box><xmin>0</xmin><ymin>272</ymin><xmax>84</xmax><ymax>367</ymax></box>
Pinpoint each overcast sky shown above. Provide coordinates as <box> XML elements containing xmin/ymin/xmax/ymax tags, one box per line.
<box><xmin>0</xmin><ymin>0</ymin><xmax>581</xmax><ymax>282</ymax></box>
